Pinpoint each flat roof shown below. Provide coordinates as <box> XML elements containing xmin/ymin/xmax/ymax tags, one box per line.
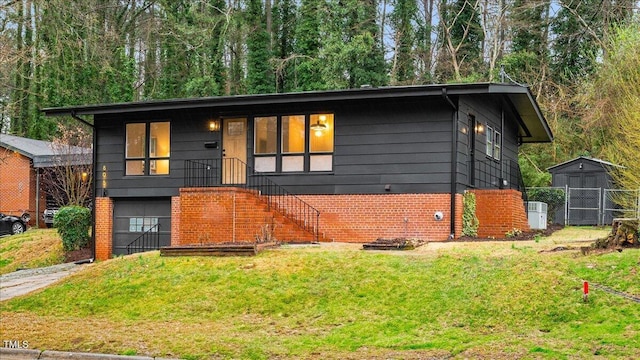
<box><xmin>42</xmin><ymin>83</ymin><xmax>553</xmax><ymax>143</ymax></box>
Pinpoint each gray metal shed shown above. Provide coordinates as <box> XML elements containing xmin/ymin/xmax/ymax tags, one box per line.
<box><xmin>548</xmin><ymin>156</ymin><xmax>620</xmax><ymax>225</ymax></box>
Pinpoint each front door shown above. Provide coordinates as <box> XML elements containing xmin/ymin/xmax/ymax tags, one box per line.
<box><xmin>222</xmin><ymin>118</ymin><xmax>247</xmax><ymax>184</ymax></box>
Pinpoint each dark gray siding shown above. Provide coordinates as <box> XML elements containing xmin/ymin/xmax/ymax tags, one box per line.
<box><xmin>266</xmin><ymin>98</ymin><xmax>453</xmax><ymax>194</ymax></box>
<box><xmin>96</xmin><ymin>109</ymin><xmax>221</xmax><ymax>197</ymax></box>
<box><xmin>550</xmin><ymin>159</ymin><xmax>614</xmax><ymax>189</ymax></box>
<box><xmin>457</xmin><ymin>95</ymin><xmax>521</xmax><ymax>191</ymax></box>
<box><xmin>94</xmin><ymin>97</ymin><xmax>456</xmax><ymax>196</ymax></box>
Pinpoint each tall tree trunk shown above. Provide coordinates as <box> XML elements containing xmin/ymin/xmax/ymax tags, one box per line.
<box><xmin>21</xmin><ymin>0</ymin><xmax>32</xmax><ymax>136</ymax></box>
<box><xmin>10</xmin><ymin>0</ymin><xmax>24</xmax><ymax>135</ymax></box>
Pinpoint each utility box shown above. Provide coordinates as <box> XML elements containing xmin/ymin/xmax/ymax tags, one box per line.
<box><xmin>526</xmin><ymin>201</ymin><xmax>548</xmax><ymax>230</ymax></box>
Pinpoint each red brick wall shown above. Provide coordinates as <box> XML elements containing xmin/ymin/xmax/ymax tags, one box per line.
<box><xmin>94</xmin><ymin>197</ymin><xmax>113</xmax><ymax>261</ymax></box>
<box><xmin>471</xmin><ymin>189</ymin><xmax>530</xmax><ymax>238</ymax></box>
<box><xmin>0</xmin><ymin>148</ymin><xmax>43</xmax><ymax>226</ymax></box>
<box><xmin>178</xmin><ymin>187</ymin><xmax>316</xmax><ymax>245</ymax></box>
<box><xmin>297</xmin><ymin>194</ymin><xmax>461</xmax><ymax>242</ymax></box>
<box><xmin>92</xmin><ymin>188</ymin><xmax>527</xmax><ymax>259</ymax></box>
<box><xmin>171</xmin><ymin>196</ymin><xmax>181</xmax><ymax>246</ymax></box>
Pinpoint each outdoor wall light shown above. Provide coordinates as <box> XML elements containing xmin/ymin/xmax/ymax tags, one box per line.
<box><xmin>208</xmin><ymin>119</ymin><xmax>221</xmax><ymax>132</ymax></box>
<box><xmin>475</xmin><ymin>123</ymin><xmax>485</xmax><ymax>134</ymax></box>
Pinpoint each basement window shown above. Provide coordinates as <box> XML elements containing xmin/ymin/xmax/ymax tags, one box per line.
<box><xmin>128</xmin><ymin>217</ymin><xmax>159</xmax><ymax>232</ymax></box>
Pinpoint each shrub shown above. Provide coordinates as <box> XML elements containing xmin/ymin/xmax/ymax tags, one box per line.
<box><xmin>505</xmin><ymin>228</ymin><xmax>523</xmax><ymax>238</ymax></box>
<box><xmin>462</xmin><ymin>191</ymin><xmax>479</xmax><ymax>237</ymax></box>
<box><xmin>54</xmin><ymin>206</ymin><xmax>91</xmax><ymax>251</ymax></box>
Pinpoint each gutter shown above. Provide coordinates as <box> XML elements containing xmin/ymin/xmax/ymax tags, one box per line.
<box><xmin>70</xmin><ymin>112</ymin><xmax>97</xmax><ymax>263</ymax></box>
<box><xmin>442</xmin><ymin>88</ymin><xmax>458</xmax><ymax>239</ymax></box>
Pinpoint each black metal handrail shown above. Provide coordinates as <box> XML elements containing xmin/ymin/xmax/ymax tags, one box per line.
<box><xmin>184</xmin><ymin>158</ymin><xmax>320</xmax><ymax>241</ymax></box>
<box><xmin>470</xmin><ymin>158</ymin><xmax>526</xmax><ymax>193</ymax></box>
<box><xmin>510</xmin><ymin>159</ymin><xmax>528</xmax><ymax>203</ymax></box>
<box><xmin>470</xmin><ymin>158</ymin><xmax>528</xmax><ymax>215</ymax></box>
<box><xmin>126</xmin><ymin>223</ymin><xmax>161</xmax><ymax>255</ymax></box>
<box><xmin>472</xmin><ymin>158</ymin><xmax>503</xmax><ymax>189</ymax></box>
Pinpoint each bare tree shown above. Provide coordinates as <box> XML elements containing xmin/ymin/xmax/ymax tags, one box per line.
<box><xmin>437</xmin><ymin>0</ymin><xmax>484</xmax><ymax>81</ymax></box>
<box><xmin>40</xmin><ymin>123</ymin><xmax>93</xmax><ymax>208</ymax></box>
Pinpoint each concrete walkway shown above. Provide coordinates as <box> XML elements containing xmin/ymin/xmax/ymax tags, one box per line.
<box><xmin>0</xmin><ymin>348</ymin><xmax>177</xmax><ymax>360</ymax></box>
<box><xmin>0</xmin><ymin>262</ymin><xmax>88</xmax><ymax>301</ymax></box>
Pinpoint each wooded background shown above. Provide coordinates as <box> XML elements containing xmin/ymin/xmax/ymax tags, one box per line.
<box><xmin>1</xmin><ymin>0</ymin><xmax>639</xmax><ymax>189</ymax></box>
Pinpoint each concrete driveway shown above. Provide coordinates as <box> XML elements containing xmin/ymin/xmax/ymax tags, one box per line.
<box><xmin>0</xmin><ymin>262</ymin><xmax>88</xmax><ymax>301</ymax></box>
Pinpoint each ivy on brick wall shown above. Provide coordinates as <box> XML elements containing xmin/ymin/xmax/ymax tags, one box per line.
<box><xmin>462</xmin><ymin>191</ymin><xmax>479</xmax><ymax>237</ymax></box>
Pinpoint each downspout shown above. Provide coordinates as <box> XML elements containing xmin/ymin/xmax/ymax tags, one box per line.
<box><xmin>442</xmin><ymin>89</ymin><xmax>458</xmax><ymax>239</ymax></box>
<box><xmin>71</xmin><ymin>111</ymin><xmax>96</xmax><ymax>262</ymax></box>
<box><xmin>500</xmin><ymin>105</ymin><xmax>505</xmax><ymax>187</ymax></box>
<box><xmin>35</xmin><ymin>167</ymin><xmax>40</xmax><ymax>228</ymax></box>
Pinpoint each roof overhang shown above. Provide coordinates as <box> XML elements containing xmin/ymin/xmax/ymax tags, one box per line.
<box><xmin>0</xmin><ymin>134</ymin><xmax>92</xmax><ymax>168</ymax></box>
<box><xmin>42</xmin><ymin>83</ymin><xmax>553</xmax><ymax>143</ymax></box>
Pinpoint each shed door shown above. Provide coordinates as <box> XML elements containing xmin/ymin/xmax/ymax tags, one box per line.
<box><xmin>113</xmin><ymin>198</ymin><xmax>171</xmax><ymax>255</ymax></box>
<box><xmin>568</xmin><ymin>174</ymin><xmax>600</xmax><ymax>225</ymax></box>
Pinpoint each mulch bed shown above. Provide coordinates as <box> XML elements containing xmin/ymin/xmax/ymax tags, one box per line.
<box><xmin>457</xmin><ymin>223</ymin><xmax>564</xmax><ymax>242</ymax></box>
<box><xmin>363</xmin><ymin>238</ymin><xmax>426</xmax><ymax>250</ymax></box>
<box><xmin>64</xmin><ymin>247</ymin><xmax>92</xmax><ymax>263</ymax></box>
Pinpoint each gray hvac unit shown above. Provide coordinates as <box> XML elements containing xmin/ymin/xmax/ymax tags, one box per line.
<box><xmin>526</xmin><ymin>201</ymin><xmax>548</xmax><ymax>230</ymax></box>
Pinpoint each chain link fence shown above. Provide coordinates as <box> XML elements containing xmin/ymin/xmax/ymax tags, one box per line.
<box><xmin>526</xmin><ymin>187</ymin><xmax>640</xmax><ymax>226</ymax></box>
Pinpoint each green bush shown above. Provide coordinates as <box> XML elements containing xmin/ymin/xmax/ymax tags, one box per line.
<box><xmin>54</xmin><ymin>206</ymin><xmax>91</xmax><ymax>251</ymax></box>
<box><xmin>462</xmin><ymin>191</ymin><xmax>479</xmax><ymax>237</ymax></box>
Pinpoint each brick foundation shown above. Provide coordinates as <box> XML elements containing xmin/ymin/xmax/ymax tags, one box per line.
<box><xmin>94</xmin><ymin>197</ymin><xmax>113</xmax><ymax>261</ymax></box>
<box><xmin>92</xmin><ymin>188</ymin><xmax>527</xmax><ymax>259</ymax></box>
<box><xmin>171</xmin><ymin>196</ymin><xmax>180</xmax><ymax>246</ymax></box>
<box><xmin>178</xmin><ymin>187</ymin><xmax>317</xmax><ymax>245</ymax></box>
<box><xmin>297</xmin><ymin>194</ymin><xmax>462</xmax><ymax>242</ymax></box>
<box><xmin>471</xmin><ymin>189</ymin><xmax>530</xmax><ymax>238</ymax></box>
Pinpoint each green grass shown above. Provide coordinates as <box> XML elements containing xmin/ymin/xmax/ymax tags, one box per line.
<box><xmin>0</xmin><ymin>229</ymin><xmax>65</xmax><ymax>274</ymax></box>
<box><xmin>1</xmin><ymin>227</ymin><xmax>638</xmax><ymax>359</ymax></box>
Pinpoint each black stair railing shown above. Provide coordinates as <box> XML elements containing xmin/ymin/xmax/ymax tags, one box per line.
<box><xmin>185</xmin><ymin>158</ymin><xmax>319</xmax><ymax>241</ymax></box>
<box><xmin>510</xmin><ymin>159</ymin><xmax>529</xmax><ymax>213</ymax></box>
<box><xmin>126</xmin><ymin>223</ymin><xmax>161</xmax><ymax>255</ymax></box>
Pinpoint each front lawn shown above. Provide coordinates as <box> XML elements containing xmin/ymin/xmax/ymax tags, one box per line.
<box><xmin>1</xmin><ymin>227</ymin><xmax>638</xmax><ymax>359</ymax></box>
<box><xmin>0</xmin><ymin>229</ymin><xmax>65</xmax><ymax>275</ymax></box>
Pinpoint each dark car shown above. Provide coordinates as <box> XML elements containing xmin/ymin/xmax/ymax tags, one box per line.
<box><xmin>0</xmin><ymin>213</ymin><xmax>27</xmax><ymax>236</ymax></box>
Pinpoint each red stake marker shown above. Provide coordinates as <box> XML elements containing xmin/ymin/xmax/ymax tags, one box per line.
<box><xmin>583</xmin><ymin>281</ymin><xmax>589</xmax><ymax>302</ymax></box>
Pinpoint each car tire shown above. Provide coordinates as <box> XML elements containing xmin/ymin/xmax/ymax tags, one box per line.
<box><xmin>46</xmin><ymin>223</ymin><xmax>53</xmax><ymax>228</ymax></box>
<box><xmin>11</xmin><ymin>222</ymin><xmax>25</xmax><ymax>235</ymax></box>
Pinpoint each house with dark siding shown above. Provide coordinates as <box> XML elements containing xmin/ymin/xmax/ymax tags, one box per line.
<box><xmin>43</xmin><ymin>83</ymin><xmax>553</xmax><ymax>260</ymax></box>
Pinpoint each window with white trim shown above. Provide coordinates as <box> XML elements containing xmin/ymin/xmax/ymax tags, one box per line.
<box><xmin>128</xmin><ymin>217</ymin><xmax>158</xmax><ymax>232</ymax></box>
<box><xmin>486</xmin><ymin>125</ymin><xmax>501</xmax><ymax>160</ymax></box>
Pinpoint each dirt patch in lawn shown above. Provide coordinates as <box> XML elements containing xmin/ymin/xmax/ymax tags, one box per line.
<box><xmin>458</xmin><ymin>224</ymin><xmax>564</xmax><ymax>242</ymax></box>
<box><xmin>64</xmin><ymin>247</ymin><xmax>92</xmax><ymax>263</ymax></box>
